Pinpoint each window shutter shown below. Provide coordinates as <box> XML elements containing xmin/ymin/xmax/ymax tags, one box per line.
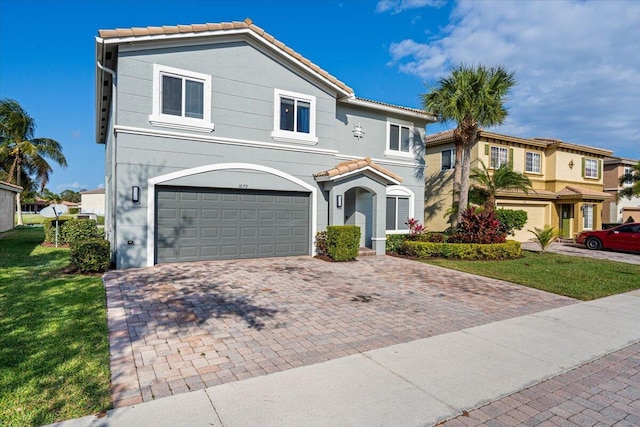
<box><xmin>598</xmin><ymin>159</ymin><xmax>602</xmax><ymax>179</ymax></box>
<box><xmin>509</xmin><ymin>148</ymin><xmax>514</xmax><ymax>166</ymax></box>
<box><xmin>581</xmin><ymin>158</ymin><xmax>586</xmax><ymax>178</ymax></box>
<box><xmin>485</xmin><ymin>144</ymin><xmax>489</xmax><ymax>155</ymax></box>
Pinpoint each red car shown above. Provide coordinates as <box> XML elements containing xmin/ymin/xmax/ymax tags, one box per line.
<box><xmin>576</xmin><ymin>222</ymin><xmax>640</xmax><ymax>252</ymax></box>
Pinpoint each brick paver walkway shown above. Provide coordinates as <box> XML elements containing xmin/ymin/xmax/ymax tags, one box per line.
<box><xmin>105</xmin><ymin>255</ymin><xmax>574</xmax><ymax>407</ymax></box>
<box><xmin>439</xmin><ymin>342</ymin><xmax>640</xmax><ymax>427</ymax></box>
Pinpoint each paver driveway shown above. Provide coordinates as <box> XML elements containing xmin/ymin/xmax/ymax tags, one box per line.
<box><xmin>105</xmin><ymin>255</ymin><xmax>575</xmax><ymax>407</ymax></box>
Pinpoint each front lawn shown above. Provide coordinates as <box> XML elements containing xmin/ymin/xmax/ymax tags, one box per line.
<box><xmin>421</xmin><ymin>250</ymin><xmax>640</xmax><ymax>300</ymax></box>
<box><xmin>0</xmin><ymin>227</ymin><xmax>111</xmax><ymax>426</ymax></box>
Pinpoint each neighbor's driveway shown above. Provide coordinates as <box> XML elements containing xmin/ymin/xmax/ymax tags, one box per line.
<box><xmin>105</xmin><ymin>256</ymin><xmax>575</xmax><ymax>407</ymax></box>
<box><xmin>521</xmin><ymin>242</ymin><xmax>640</xmax><ymax>264</ymax></box>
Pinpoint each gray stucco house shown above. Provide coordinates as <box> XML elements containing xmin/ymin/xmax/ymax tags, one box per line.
<box><xmin>95</xmin><ymin>19</ymin><xmax>435</xmax><ymax>269</ymax></box>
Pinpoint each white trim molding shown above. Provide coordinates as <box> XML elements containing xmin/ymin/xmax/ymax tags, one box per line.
<box><xmin>385</xmin><ymin>185</ymin><xmax>416</xmax><ymax>233</ymax></box>
<box><xmin>271</xmin><ymin>88</ymin><xmax>318</xmax><ymax>144</ymax></box>
<box><xmin>146</xmin><ymin>163</ymin><xmax>317</xmax><ymax>266</ymax></box>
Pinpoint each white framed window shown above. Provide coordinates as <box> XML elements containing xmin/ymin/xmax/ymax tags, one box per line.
<box><xmin>386</xmin><ymin>121</ymin><xmax>414</xmax><ymax>158</ymax></box>
<box><xmin>149</xmin><ymin>64</ymin><xmax>213</xmax><ymax>132</ymax></box>
<box><xmin>441</xmin><ymin>149</ymin><xmax>455</xmax><ymax>171</ymax></box>
<box><xmin>584</xmin><ymin>158</ymin><xmax>599</xmax><ymax>179</ymax></box>
<box><xmin>623</xmin><ymin>166</ymin><xmax>633</xmax><ymax>187</ymax></box>
<box><xmin>490</xmin><ymin>146</ymin><xmax>509</xmax><ymax>169</ymax></box>
<box><xmin>385</xmin><ymin>186</ymin><xmax>415</xmax><ymax>233</ymax></box>
<box><xmin>271</xmin><ymin>89</ymin><xmax>317</xmax><ymax>143</ymax></box>
<box><xmin>582</xmin><ymin>204</ymin><xmax>594</xmax><ymax>230</ymax></box>
<box><xmin>525</xmin><ymin>152</ymin><xmax>541</xmax><ymax>173</ymax></box>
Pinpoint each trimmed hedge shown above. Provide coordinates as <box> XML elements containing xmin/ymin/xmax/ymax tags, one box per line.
<box><xmin>70</xmin><ymin>238</ymin><xmax>111</xmax><ymax>272</ymax></box>
<box><xmin>315</xmin><ymin>231</ymin><xmax>328</xmax><ymax>256</ymax></box>
<box><xmin>386</xmin><ymin>234</ymin><xmax>408</xmax><ymax>253</ymax></box>
<box><xmin>326</xmin><ymin>225</ymin><xmax>360</xmax><ymax>261</ymax></box>
<box><xmin>402</xmin><ymin>240</ymin><xmax>521</xmax><ymax>260</ymax></box>
<box><xmin>44</xmin><ymin>218</ymin><xmax>100</xmax><ymax>244</ymax></box>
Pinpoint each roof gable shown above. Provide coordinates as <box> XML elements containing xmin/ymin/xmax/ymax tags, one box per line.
<box><xmin>314</xmin><ymin>157</ymin><xmax>402</xmax><ymax>185</ymax></box>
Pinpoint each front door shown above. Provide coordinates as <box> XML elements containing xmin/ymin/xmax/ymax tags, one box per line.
<box><xmin>559</xmin><ymin>204</ymin><xmax>573</xmax><ymax>238</ymax></box>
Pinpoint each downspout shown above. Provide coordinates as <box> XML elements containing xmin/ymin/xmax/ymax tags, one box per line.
<box><xmin>96</xmin><ymin>48</ymin><xmax>118</xmax><ymax>265</ymax></box>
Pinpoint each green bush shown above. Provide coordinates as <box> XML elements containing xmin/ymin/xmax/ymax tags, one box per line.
<box><xmin>495</xmin><ymin>209</ymin><xmax>528</xmax><ymax>236</ymax></box>
<box><xmin>386</xmin><ymin>234</ymin><xmax>408</xmax><ymax>253</ymax></box>
<box><xmin>402</xmin><ymin>240</ymin><xmax>521</xmax><ymax>260</ymax></box>
<box><xmin>97</xmin><ymin>216</ymin><xmax>105</xmax><ymax>225</ymax></box>
<box><xmin>326</xmin><ymin>225</ymin><xmax>360</xmax><ymax>261</ymax></box>
<box><xmin>68</xmin><ymin>207</ymin><xmax>80</xmax><ymax>214</ymax></box>
<box><xmin>70</xmin><ymin>239</ymin><xmax>111</xmax><ymax>273</ymax></box>
<box><xmin>44</xmin><ymin>218</ymin><xmax>100</xmax><ymax>245</ymax></box>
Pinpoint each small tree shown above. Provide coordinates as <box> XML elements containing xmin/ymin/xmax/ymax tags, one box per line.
<box><xmin>495</xmin><ymin>209</ymin><xmax>528</xmax><ymax>236</ymax></box>
<box><xmin>619</xmin><ymin>161</ymin><xmax>640</xmax><ymax>200</ymax></box>
<box><xmin>528</xmin><ymin>225</ymin><xmax>558</xmax><ymax>253</ymax></box>
<box><xmin>470</xmin><ymin>160</ymin><xmax>532</xmax><ymax>212</ymax></box>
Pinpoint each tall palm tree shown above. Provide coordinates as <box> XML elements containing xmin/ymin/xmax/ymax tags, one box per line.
<box><xmin>470</xmin><ymin>160</ymin><xmax>533</xmax><ymax>212</ymax></box>
<box><xmin>422</xmin><ymin>64</ymin><xmax>515</xmax><ymax>226</ymax></box>
<box><xmin>0</xmin><ymin>99</ymin><xmax>67</xmax><ymax>225</ymax></box>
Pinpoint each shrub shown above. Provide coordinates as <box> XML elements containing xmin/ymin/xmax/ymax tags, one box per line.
<box><xmin>386</xmin><ymin>234</ymin><xmax>408</xmax><ymax>253</ymax></box>
<box><xmin>495</xmin><ymin>209</ymin><xmax>528</xmax><ymax>236</ymax></box>
<box><xmin>402</xmin><ymin>240</ymin><xmax>521</xmax><ymax>260</ymax></box>
<box><xmin>62</xmin><ymin>219</ymin><xmax>100</xmax><ymax>243</ymax></box>
<box><xmin>43</xmin><ymin>216</ymin><xmax>73</xmax><ymax>244</ymax></box>
<box><xmin>451</xmin><ymin>207</ymin><xmax>506</xmax><ymax>244</ymax></box>
<box><xmin>97</xmin><ymin>216</ymin><xmax>105</xmax><ymax>225</ymax></box>
<box><xmin>326</xmin><ymin>225</ymin><xmax>360</xmax><ymax>261</ymax></box>
<box><xmin>406</xmin><ymin>218</ymin><xmax>426</xmax><ymax>238</ymax></box>
<box><xmin>528</xmin><ymin>225</ymin><xmax>558</xmax><ymax>253</ymax></box>
<box><xmin>70</xmin><ymin>238</ymin><xmax>111</xmax><ymax>272</ymax></box>
<box><xmin>315</xmin><ymin>231</ymin><xmax>328</xmax><ymax>256</ymax></box>
<box><xmin>426</xmin><ymin>232</ymin><xmax>446</xmax><ymax>243</ymax></box>
<box><xmin>68</xmin><ymin>207</ymin><xmax>80</xmax><ymax>214</ymax></box>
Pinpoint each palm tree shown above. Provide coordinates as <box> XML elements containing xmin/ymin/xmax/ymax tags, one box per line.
<box><xmin>0</xmin><ymin>99</ymin><xmax>67</xmax><ymax>225</ymax></box>
<box><xmin>422</xmin><ymin>64</ymin><xmax>515</xmax><ymax>226</ymax></box>
<box><xmin>470</xmin><ymin>160</ymin><xmax>533</xmax><ymax>212</ymax></box>
<box><xmin>619</xmin><ymin>161</ymin><xmax>640</xmax><ymax>199</ymax></box>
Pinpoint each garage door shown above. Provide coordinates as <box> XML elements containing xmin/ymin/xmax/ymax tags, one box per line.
<box><xmin>156</xmin><ymin>187</ymin><xmax>310</xmax><ymax>264</ymax></box>
<box><xmin>498</xmin><ymin>203</ymin><xmax>547</xmax><ymax>242</ymax></box>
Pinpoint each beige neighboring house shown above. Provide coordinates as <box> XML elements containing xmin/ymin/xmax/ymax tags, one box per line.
<box><xmin>603</xmin><ymin>157</ymin><xmax>640</xmax><ymax>224</ymax></box>
<box><xmin>0</xmin><ymin>181</ymin><xmax>23</xmax><ymax>233</ymax></box>
<box><xmin>424</xmin><ymin>130</ymin><xmax>612</xmax><ymax>241</ymax></box>
<box><xmin>80</xmin><ymin>188</ymin><xmax>105</xmax><ymax>216</ymax></box>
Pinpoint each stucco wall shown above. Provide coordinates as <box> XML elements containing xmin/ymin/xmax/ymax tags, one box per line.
<box><xmin>0</xmin><ymin>189</ymin><xmax>16</xmax><ymax>233</ymax></box>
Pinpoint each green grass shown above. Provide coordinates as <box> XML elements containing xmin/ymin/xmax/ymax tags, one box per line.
<box><xmin>0</xmin><ymin>227</ymin><xmax>111</xmax><ymax>426</ymax></box>
<box><xmin>421</xmin><ymin>250</ymin><xmax>640</xmax><ymax>300</ymax></box>
<box><xmin>15</xmin><ymin>214</ymin><xmax>46</xmax><ymax>225</ymax></box>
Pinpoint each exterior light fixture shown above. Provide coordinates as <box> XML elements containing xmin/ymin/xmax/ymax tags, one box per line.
<box><xmin>568</xmin><ymin>160</ymin><xmax>575</xmax><ymax>169</ymax></box>
<box><xmin>132</xmin><ymin>186</ymin><xmax>141</xmax><ymax>203</ymax></box>
<box><xmin>352</xmin><ymin>123</ymin><xmax>365</xmax><ymax>139</ymax></box>
<box><xmin>336</xmin><ymin>194</ymin><xmax>343</xmax><ymax>208</ymax></box>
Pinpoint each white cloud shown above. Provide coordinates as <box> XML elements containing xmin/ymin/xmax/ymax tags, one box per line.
<box><xmin>57</xmin><ymin>182</ymin><xmax>88</xmax><ymax>192</ymax></box>
<box><xmin>387</xmin><ymin>0</ymin><xmax>640</xmax><ymax>158</ymax></box>
<box><xmin>97</xmin><ymin>183</ymin><xmax>105</xmax><ymax>189</ymax></box>
<box><xmin>376</xmin><ymin>0</ymin><xmax>445</xmax><ymax>14</ymax></box>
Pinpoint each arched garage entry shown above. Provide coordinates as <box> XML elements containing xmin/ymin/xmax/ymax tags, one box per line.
<box><xmin>146</xmin><ymin>163</ymin><xmax>317</xmax><ymax>266</ymax></box>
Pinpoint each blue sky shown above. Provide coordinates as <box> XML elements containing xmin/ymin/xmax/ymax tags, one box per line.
<box><xmin>1</xmin><ymin>0</ymin><xmax>638</xmax><ymax>193</ymax></box>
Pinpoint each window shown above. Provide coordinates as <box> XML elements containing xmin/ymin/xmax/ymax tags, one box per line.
<box><xmin>490</xmin><ymin>146</ymin><xmax>509</xmax><ymax>169</ymax></box>
<box><xmin>272</xmin><ymin>89</ymin><xmax>317</xmax><ymax>143</ymax></box>
<box><xmin>386</xmin><ymin>196</ymin><xmax>410</xmax><ymax>231</ymax></box>
<box><xmin>441</xmin><ymin>149</ymin><xmax>456</xmax><ymax>171</ymax></box>
<box><xmin>582</xmin><ymin>204</ymin><xmax>593</xmax><ymax>230</ymax></box>
<box><xmin>150</xmin><ymin>65</ymin><xmax>212</xmax><ymax>132</ymax></box>
<box><xmin>386</xmin><ymin>122</ymin><xmax>413</xmax><ymax>156</ymax></box>
<box><xmin>525</xmin><ymin>152</ymin><xmax>541</xmax><ymax>173</ymax></box>
<box><xmin>623</xmin><ymin>166</ymin><xmax>634</xmax><ymax>187</ymax></box>
<box><xmin>584</xmin><ymin>158</ymin><xmax>599</xmax><ymax>178</ymax></box>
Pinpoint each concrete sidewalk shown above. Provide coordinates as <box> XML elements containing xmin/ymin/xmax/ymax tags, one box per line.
<box><xmin>47</xmin><ymin>290</ymin><xmax>640</xmax><ymax>427</ymax></box>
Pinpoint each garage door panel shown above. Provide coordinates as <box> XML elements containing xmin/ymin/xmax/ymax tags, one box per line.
<box><xmin>156</xmin><ymin>187</ymin><xmax>309</xmax><ymax>263</ymax></box>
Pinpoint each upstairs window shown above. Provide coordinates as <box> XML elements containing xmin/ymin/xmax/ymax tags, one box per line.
<box><xmin>623</xmin><ymin>166</ymin><xmax>634</xmax><ymax>187</ymax></box>
<box><xmin>583</xmin><ymin>158</ymin><xmax>599</xmax><ymax>179</ymax></box>
<box><xmin>490</xmin><ymin>146</ymin><xmax>509</xmax><ymax>169</ymax></box>
<box><xmin>150</xmin><ymin>64</ymin><xmax>213</xmax><ymax>132</ymax></box>
<box><xmin>441</xmin><ymin>149</ymin><xmax>455</xmax><ymax>171</ymax></box>
<box><xmin>272</xmin><ymin>89</ymin><xmax>317</xmax><ymax>143</ymax></box>
<box><xmin>525</xmin><ymin>152</ymin><xmax>541</xmax><ymax>173</ymax></box>
<box><xmin>388</xmin><ymin>123</ymin><xmax>412</xmax><ymax>154</ymax></box>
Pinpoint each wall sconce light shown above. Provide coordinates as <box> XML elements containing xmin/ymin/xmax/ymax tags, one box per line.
<box><xmin>352</xmin><ymin>123</ymin><xmax>365</xmax><ymax>139</ymax></box>
<box><xmin>336</xmin><ymin>194</ymin><xmax>343</xmax><ymax>208</ymax></box>
<box><xmin>132</xmin><ymin>186</ymin><xmax>140</xmax><ymax>203</ymax></box>
<box><xmin>568</xmin><ymin>160</ymin><xmax>575</xmax><ymax>169</ymax></box>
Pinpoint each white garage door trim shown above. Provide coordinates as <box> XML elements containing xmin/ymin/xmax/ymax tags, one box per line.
<box><xmin>147</xmin><ymin>163</ymin><xmax>317</xmax><ymax>267</ymax></box>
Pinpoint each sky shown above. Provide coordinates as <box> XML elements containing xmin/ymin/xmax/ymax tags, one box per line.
<box><xmin>1</xmin><ymin>0</ymin><xmax>638</xmax><ymax>193</ymax></box>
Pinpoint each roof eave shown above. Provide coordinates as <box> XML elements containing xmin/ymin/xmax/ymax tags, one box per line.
<box><xmin>341</xmin><ymin>97</ymin><xmax>436</xmax><ymax>122</ymax></box>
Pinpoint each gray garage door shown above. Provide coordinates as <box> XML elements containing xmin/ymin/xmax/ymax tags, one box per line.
<box><xmin>156</xmin><ymin>187</ymin><xmax>310</xmax><ymax>264</ymax></box>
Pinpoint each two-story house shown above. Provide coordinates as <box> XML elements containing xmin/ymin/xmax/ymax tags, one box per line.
<box><xmin>423</xmin><ymin>130</ymin><xmax>612</xmax><ymax>241</ymax></box>
<box><xmin>603</xmin><ymin>157</ymin><xmax>640</xmax><ymax>224</ymax></box>
<box><xmin>95</xmin><ymin>19</ymin><xmax>435</xmax><ymax>269</ymax></box>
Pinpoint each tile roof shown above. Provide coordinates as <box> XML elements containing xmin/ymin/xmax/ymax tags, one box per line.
<box><xmin>98</xmin><ymin>18</ymin><xmax>353</xmax><ymax>94</ymax></box>
<box><xmin>80</xmin><ymin>188</ymin><xmax>106</xmax><ymax>195</ymax></box>
<box><xmin>314</xmin><ymin>157</ymin><xmax>402</xmax><ymax>184</ymax></box>
<box><xmin>556</xmin><ymin>185</ymin><xmax>611</xmax><ymax>200</ymax></box>
<box><xmin>353</xmin><ymin>97</ymin><xmax>431</xmax><ymax>117</ymax></box>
